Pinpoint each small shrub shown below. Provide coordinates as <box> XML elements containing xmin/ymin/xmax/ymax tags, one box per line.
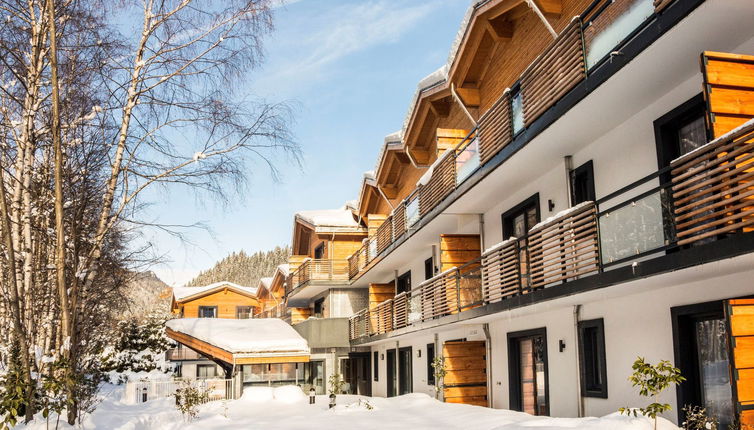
<box><xmin>430</xmin><ymin>356</ymin><xmax>447</xmax><ymax>400</ymax></box>
<box><xmin>174</xmin><ymin>382</ymin><xmax>209</xmax><ymax>422</ymax></box>
<box><xmin>681</xmin><ymin>405</ymin><xmax>717</xmax><ymax>430</ymax></box>
<box><xmin>619</xmin><ymin>357</ymin><xmax>685</xmax><ymax>430</ymax></box>
<box><xmin>328</xmin><ymin>373</ymin><xmax>345</xmax><ymax>395</ymax></box>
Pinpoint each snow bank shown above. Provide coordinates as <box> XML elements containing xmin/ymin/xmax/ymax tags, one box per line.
<box><xmin>165</xmin><ymin>318</ymin><xmax>309</xmax><ymax>355</ymax></box>
<box><xmin>273</xmin><ymin>386</ymin><xmax>306</xmax><ymax>404</ymax></box>
<box><xmin>172</xmin><ymin>281</ymin><xmax>258</xmax><ymax>301</ymax></box>
<box><xmin>17</xmin><ymin>389</ymin><xmax>682</xmax><ymax>430</ymax></box>
<box><xmin>241</xmin><ymin>386</ymin><xmax>275</xmax><ymax>403</ymax></box>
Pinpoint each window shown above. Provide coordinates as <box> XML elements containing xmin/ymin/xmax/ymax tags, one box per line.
<box><xmin>373</xmin><ymin>351</ymin><xmax>379</xmax><ymax>382</ymax></box>
<box><xmin>236</xmin><ymin>306</ymin><xmax>253</xmax><ymax>319</ymax></box>
<box><xmin>397</xmin><ymin>271</ymin><xmax>411</xmax><ymax>294</ymax></box>
<box><xmin>196</xmin><ymin>364</ymin><xmax>217</xmax><ymax>379</ymax></box>
<box><xmin>314</xmin><ymin>243</ymin><xmax>325</xmax><ymax>259</ymax></box>
<box><xmin>672</xmin><ymin>301</ymin><xmax>734</xmax><ymax>428</ymax></box>
<box><xmin>578</xmin><ymin>319</ymin><xmax>608</xmax><ymax>398</ymax></box>
<box><xmin>654</xmin><ymin>94</ymin><xmax>708</xmax><ymax>172</ymax></box>
<box><xmin>313</xmin><ymin>298</ymin><xmax>324</xmax><ymax>317</ymax></box>
<box><xmin>570</xmin><ymin>161</ymin><xmax>596</xmax><ymax>205</ymax></box>
<box><xmin>427</xmin><ymin>343</ymin><xmax>435</xmax><ymax>386</ymax></box>
<box><xmin>398</xmin><ymin>347</ymin><xmax>413</xmax><ymax>395</ymax></box>
<box><xmin>174</xmin><ymin>363</ymin><xmax>182</xmax><ymax>378</ymax></box>
<box><xmin>511</xmin><ymin>84</ymin><xmax>524</xmax><ymax>135</ymax></box>
<box><xmin>502</xmin><ymin>194</ymin><xmax>540</xmax><ymax>289</ymax></box>
<box><xmin>198</xmin><ymin>306</ymin><xmax>217</xmax><ymax>318</ymax></box>
<box><xmin>502</xmin><ymin>194</ymin><xmax>540</xmax><ymax>239</ymax></box>
<box><xmin>424</xmin><ymin>257</ymin><xmax>435</xmax><ymax>280</ymax></box>
<box><xmin>304</xmin><ymin>360</ymin><xmax>325</xmax><ymax>394</ymax></box>
<box><xmin>508</xmin><ymin>328</ymin><xmax>548</xmax><ymax>416</ymax></box>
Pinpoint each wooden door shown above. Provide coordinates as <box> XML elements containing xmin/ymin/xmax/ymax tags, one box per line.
<box><xmin>727</xmin><ymin>299</ymin><xmax>754</xmax><ymax>429</ymax></box>
<box><xmin>442</xmin><ymin>340</ymin><xmax>488</xmax><ymax>407</ymax></box>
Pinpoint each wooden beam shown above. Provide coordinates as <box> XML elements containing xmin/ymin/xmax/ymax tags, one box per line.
<box><xmin>534</xmin><ymin>0</ymin><xmax>562</xmax><ymax>18</ymax></box>
<box><xmin>380</xmin><ymin>184</ymin><xmax>399</xmax><ymax>199</ymax></box>
<box><xmin>429</xmin><ymin>99</ymin><xmax>451</xmax><ymax>118</ymax></box>
<box><xmin>456</xmin><ymin>86</ymin><xmax>480</xmax><ymax>108</ymax></box>
<box><xmin>486</xmin><ymin>15</ymin><xmax>514</xmax><ymax>40</ymax></box>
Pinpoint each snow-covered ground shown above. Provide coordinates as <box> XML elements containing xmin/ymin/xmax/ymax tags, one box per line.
<box><xmin>16</xmin><ymin>384</ymin><xmax>680</xmax><ymax>430</ymax></box>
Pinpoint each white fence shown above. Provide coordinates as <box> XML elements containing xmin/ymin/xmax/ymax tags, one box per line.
<box><xmin>123</xmin><ymin>378</ymin><xmax>235</xmax><ymax>405</ymax></box>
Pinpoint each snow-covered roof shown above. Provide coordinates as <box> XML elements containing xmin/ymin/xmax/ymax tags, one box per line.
<box><xmin>276</xmin><ymin>263</ymin><xmax>290</xmax><ymax>277</ymax></box>
<box><xmin>295</xmin><ymin>205</ymin><xmax>360</xmax><ymax>229</ymax></box>
<box><xmin>172</xmin><ymin>281</ymin><xmax>258</xmax><ymax>302</ymax></box>
<box><xmin>258</xmin><ymin>277</ymin><xmax>273</xmax><ymax>290</ymax></box>
<box><xmin>166</xmin><ymin>318</ymin><xmax>310</xmax><ymax>356</ymax></box>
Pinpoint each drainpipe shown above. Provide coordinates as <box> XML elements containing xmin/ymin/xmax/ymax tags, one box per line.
<box><xmin>451</xmin><ymin>82</ymin><xmax>478</xmax><ymax>127</ymax></box>
<box><xmin>526</xmin><ymin>0</ymin><xmax>558</xmax><ymax>38</ymax></box>
<box><xmin>434</xmin><ymin>333</ymin><xmax>441</xmax><ymax>400</ymax></box>
<box><xmin>564</xmin><ymin>155</ymin><xmax>574</xmax><ymax>208</ymax></box>
<box><xmin>431</xmin><ymin>245</ymin><xmax>438</xmax><ymax>276</ymax></box>
<box><xmin>573</xmin><ymin>304</ymin><xmax>584</xmax><ymax>417</ymax></box>
<box><xmin>483</xmin><ymin>323</ymin><xmax>493</xmax><ymax>407</ymax></box>
<box><xmin>479</xmin><ymin>214</ymin><xmax>485</xmax><ymax>251</ymax></box>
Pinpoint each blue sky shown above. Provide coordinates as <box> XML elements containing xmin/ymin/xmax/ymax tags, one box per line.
<box><xmin>149</xmin><ymin>0</ymin><xmax>470</xmax><ymax>285</ymax></box>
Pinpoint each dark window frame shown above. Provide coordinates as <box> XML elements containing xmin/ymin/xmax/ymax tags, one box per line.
<box><xmin>671</xmin><ymin>300</ymin><xmax>726</xmax><ymax>424</ymax></box>
<box><xmin>427</xmin><ymin>343</ymin><xmax>435</xmax><ymax>386</ymax></box>
<box><xmin>373</xmin><ymin>351</ymin><xmax>379</xmax><ymax>382</ymax></box>
<box><xmin>398</xmin><ymin>346</ymin><xmax>413</xmax><ymax>395</ymax></box>
<box><xmin>578</xmin><ymin>318</ymin><xmax>608</xmax><ymax>398</ymax></box>
<box><xmin>653</xmin><ymin>94</ymin><xmax>708</xmax><ymax>176</ymax></box>
<box><xmin>314</xmin><ymin>242</ymin><xmax>325</xmax><ymax>259</ymax></box>
<box><xmin>397</xmin><ymin>271</ymin><xmax>412</xmax><ymax>294</ymax></box>
<box><xmin>501</xmin><ymin>193</ymin><xmax>540</xmax><ymax>239</ymax></box>
<box><xmin>196</xmin><ymin>363</ymin><xmax>217</xmax><ymax>379</ymax></box>
<box><xmin>507</xmin><ymin>327</ymin><xmax>549</xmax><ymax>415</ymax></box>
<box><xmin>424</xmin><ymin>257</ymin><xmax>435</xmax><ymax>280</ymax></box>
<box><xmin>313</xmin><ymin>297</ymin><xmax>324</xmax><ymax>316</ymax></box>
<box><xmin>570</xmin><ymin>160</ymin><xmax>596</xmax><ymax>205</ymax></box>
<box><xmin>198</xmin><ymin>305</ymin><xmax>217</xmax><ymax>318</ymax></box>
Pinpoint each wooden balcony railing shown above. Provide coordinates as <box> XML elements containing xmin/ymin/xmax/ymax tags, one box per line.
<box><xmin>287</xmin><ymin>259</ymin><xmax>350</xmax><ymax>295</ymax></box>
<box><xmin>481</xmin><ymin>239</ymin><xmax>521</xmax><ymax>303</ymax></box>
<box><xmin>392</xmin><ymin>292</ymin><xmax>410</xmax><ymax>330</ymax></box>
<box><xmin>165</xmin><ymin>347</ymin><xmax>204</xmax><ymax>361</ymax></box>
<box><xmin>671</xmin><ymin>122</ymin><xmax>754</xmax><ymax>245</ymax></box>
<box><xmin>349</xmin><ymin>308</ymin><xmax>370</xmax><ymax>339</ymax></box>
<box><xmin>528</xmin><ymin>202</ymin><xmax>599</xmax><ymax>289</ymax></box>
<box><xmin>374</xmin><ymin>299</ymin><xmax>393</xmax><ymax>335</ymax></box>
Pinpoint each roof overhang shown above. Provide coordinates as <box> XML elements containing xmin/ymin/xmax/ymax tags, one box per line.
<box><xmin>173</xmin><ymin>284</ymin><xmax>259</xmax><ymax>305</ymax></box>
<box><xmin>166</xmin><ymin>328</ymin><xmax>310</xmax><ymax>365</ymax></box>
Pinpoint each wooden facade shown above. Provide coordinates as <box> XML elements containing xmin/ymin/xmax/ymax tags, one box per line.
<box><xmin>172</xmin><ymin>285</ymin><xmax>260</xmax><ymax>319</ymax></box>
<box><xmin>443</xmin><ymin>340</ymin><xmax>488</xmax><ymax>407</ymax></box>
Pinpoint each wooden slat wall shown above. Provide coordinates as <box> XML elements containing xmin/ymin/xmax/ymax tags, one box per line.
<box><xmin>702</xmin><ymin>51</ymin><xmax>754</xmax><ymax>138</ymax></box>
<box><xmin>670</xmin><ymin>122</ymin><xmax>754</xmax><ymax>245</ymax></box>
<box><xmin>181</xmin><ymin>289</ymin><xmax>260</xmax><ymax>319</ymax></box>
<box><xmin>437</xmin><ymin>128</ymin><xmax>470</xmax><ymax>156</ymax></box>
<box><xmin>369</xmin><ymin>282</ymin><xmax>394</xmax><ymax>333</ymax></box>
<box><xmin>727</xmin><ymin>299</ymin><xmax>754</xmax><ymax>428</ymax></box>
<box><xmin>478</xmin><ymin>90</ymin><xmax>512</xmax><ymax>165</ymax></box>
<box><xmin>440</xmin><ymin>235</ymin><xmax>481</xmax><ymax>271</ymax></box>
<box><xmin>527</xmin><ymin>203</ymin><xmax>599</xmax><ymax>290</ymax></box>
<box><xmin>442</xmin><ymin>340</ymin><xmax>488</xmax><ymax>407</ymax></box>
<box><xmin>289</xmin><ymin>307</ymin><xmax>311</xmax><ymax>325</ymax></box>
<box><xmin>521</xmin><ymin>19</ymin><xmax>585</xmax><ymax>128</ymax></box>
<box><xmin>419</xmin><ymin>153</ymin><xmax>456</xmax><ymax>217</ymax></box>
<box><xmin>481</xmin><ymin>240</ymin><xmax>521</xmax><ymax>303</ymax></box>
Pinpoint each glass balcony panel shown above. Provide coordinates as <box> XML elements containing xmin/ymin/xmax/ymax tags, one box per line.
<box><xmin>598</xmin><ymin>190</ymin><xmax>667</xmax><ymax>264</ymax></box>
<box><xmin>456</xmin><ymin>138</ymin><xmax>480</xmax><ymax>184</ymax></box>
<box><xmin>406</xmin><ymin>196</ymin><xmax>420</xmax><ymax>227</ymax></box>
<box><xmin>512</xmin><ymin>92</ymin><xmax>524</xmax><ymax>134</ymax></box>
<box><xmin>584</xmin><ymin>0</ymin><xmax>654</xmax><ymax>69</ymax></box>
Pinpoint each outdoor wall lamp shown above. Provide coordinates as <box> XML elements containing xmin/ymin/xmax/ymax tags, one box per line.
<box><xmin>417</xmin><ymin>349</ymin><xmax>421</xmax><ymax>358</ymax></box>
<box><xmin>559</xmin><ymin>339</ymin><xmax>566</xmax><ymax>352</ymax></box>
<box><xmin>329</xmin><ymin>393</ymin><xmax>336</xmax><ymax>409</ymax></box>
<box><xmin>548</xmin><ymin>199</ymin><xmax>556</xmax><ymax>212</ymax></box>
<box><xmin>309</xmin><ymin>387</ymin><xmax>316</xmax><ymax>404</ymax></box>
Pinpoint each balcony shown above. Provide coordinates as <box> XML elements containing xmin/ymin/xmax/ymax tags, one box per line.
<box><xmin>165</xmin><ymin>347</ymin><xmax>205</xmax><ymax>361</ymax></box>
<box><xmin>286</xmin><ymin>258</ymin><xmax>350</xmax><ymax>298</ymax></box>
<box><xmin>346</xmin><ymin>0</ymin><xmax>676</xmax><ymax>283</ymax></box>
<box><xmin>349</xmin><ymin>120</ymin><xmax>754</xmax><ymax>340</ymax></box>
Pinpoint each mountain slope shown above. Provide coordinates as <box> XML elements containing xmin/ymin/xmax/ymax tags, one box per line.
<box><xmin>187</xmin><ymin>246</ymin><xmax>290</xmax><ymax>287</ymax></box>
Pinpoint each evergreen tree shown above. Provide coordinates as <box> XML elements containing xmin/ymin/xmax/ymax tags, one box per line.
<box><xmin>187</xmin><ymin>246</ymin><xmax>290</xmax><ymax>287</ymax></box>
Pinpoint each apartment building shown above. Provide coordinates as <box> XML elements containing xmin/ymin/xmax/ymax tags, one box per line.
<box><xmin>287</xmin><ymin>0</ymin><xmax>753</xmax><ymax>427</ymax></box>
